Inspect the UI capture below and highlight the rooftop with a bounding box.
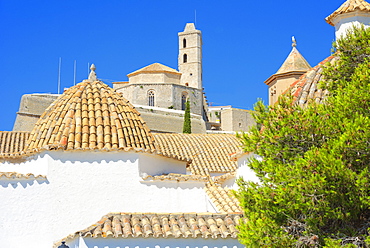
[153,133,241,176]
[288,56,336,107]
[276,38,311,75]
[127,63,181,77]
[326,0,370,26]
[26,78,155,151]
[57,212,242,245]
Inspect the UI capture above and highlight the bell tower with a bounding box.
[178,23,202,89]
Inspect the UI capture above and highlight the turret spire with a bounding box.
[88,64,97,82]
[264,37,311,105]
[292,36,297,47]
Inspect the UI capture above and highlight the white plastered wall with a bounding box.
[72,236,244,248]
[333,12,370,40]
[0,151,210,248]
[222,153,260,190]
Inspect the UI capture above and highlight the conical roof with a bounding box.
[276,46,311,74]
[127,63,181,77]
[26,79,155,151]
[326,0,370,26]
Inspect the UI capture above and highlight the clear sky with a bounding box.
[0,0,342,131]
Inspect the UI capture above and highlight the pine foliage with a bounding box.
[235,26,370,247]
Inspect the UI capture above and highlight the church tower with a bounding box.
[178,23,202,89]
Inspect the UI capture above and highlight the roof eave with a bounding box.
[127,70,182,78]
[264,70,309,86]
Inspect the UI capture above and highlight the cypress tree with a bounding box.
[183,100,191,133]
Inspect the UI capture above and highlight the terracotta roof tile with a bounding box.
[213,172,236,185]
[142,173,209,182]
[205,183,241,213]
[288,56,336,107]
[0,131,30,154]
[127,63,181,77]
[58,212,242,244]
[153,133,242,176]
[326,0,370,26]
[26,80,156,151]
[0,131,242,172]
[0,172,46,180]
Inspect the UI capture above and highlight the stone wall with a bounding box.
[13,92,206,133]
[136,105,206,133]
[13,94,59,131]
[115,83,203,115]
[129,72,181,85]
[220,108,256,132]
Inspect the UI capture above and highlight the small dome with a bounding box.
[288,56,336,107]
[26,80,155,151]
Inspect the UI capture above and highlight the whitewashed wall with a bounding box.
[222,153,260,190]
[0,151,210,248]
[70,236,244,248]
[333,13,370,40]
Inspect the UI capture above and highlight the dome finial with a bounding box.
[88,64,97,81]
[292,36,297,47]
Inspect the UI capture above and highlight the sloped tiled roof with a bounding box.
[59,212,242,244]
[0,172,46,180]
[205,183,241,212]
[288,56,336,107]
[153,133,242,176]
[127,63,181,77]
[142,173,209,182]
[0,132,241,176]
[326,0,370,26]
[0,131,29,154]
[26,80,156,151]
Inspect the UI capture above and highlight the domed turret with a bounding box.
[326,0,370,40]
[264,37,311,105]
[26,66,155,151]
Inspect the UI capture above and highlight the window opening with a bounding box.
[183,54,187,63]
[183,38,187,48]
[181,93,188,110]
[148,90,155,107]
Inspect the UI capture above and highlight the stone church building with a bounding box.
[13,23,255,134]
[1,1,370,248]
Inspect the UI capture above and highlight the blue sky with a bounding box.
[0,0,342,131]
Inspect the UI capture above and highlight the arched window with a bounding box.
[148,90,155,107]
[181,93,188,110]
[183,38,187,48]
[183,54,187,63]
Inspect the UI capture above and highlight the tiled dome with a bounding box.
[289,56,336,107]
[26,79,155,151]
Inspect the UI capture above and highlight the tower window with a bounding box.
[183,54,187,63]
[181,93,188,110]
[183,38,187,48]
[148,90,155,107]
